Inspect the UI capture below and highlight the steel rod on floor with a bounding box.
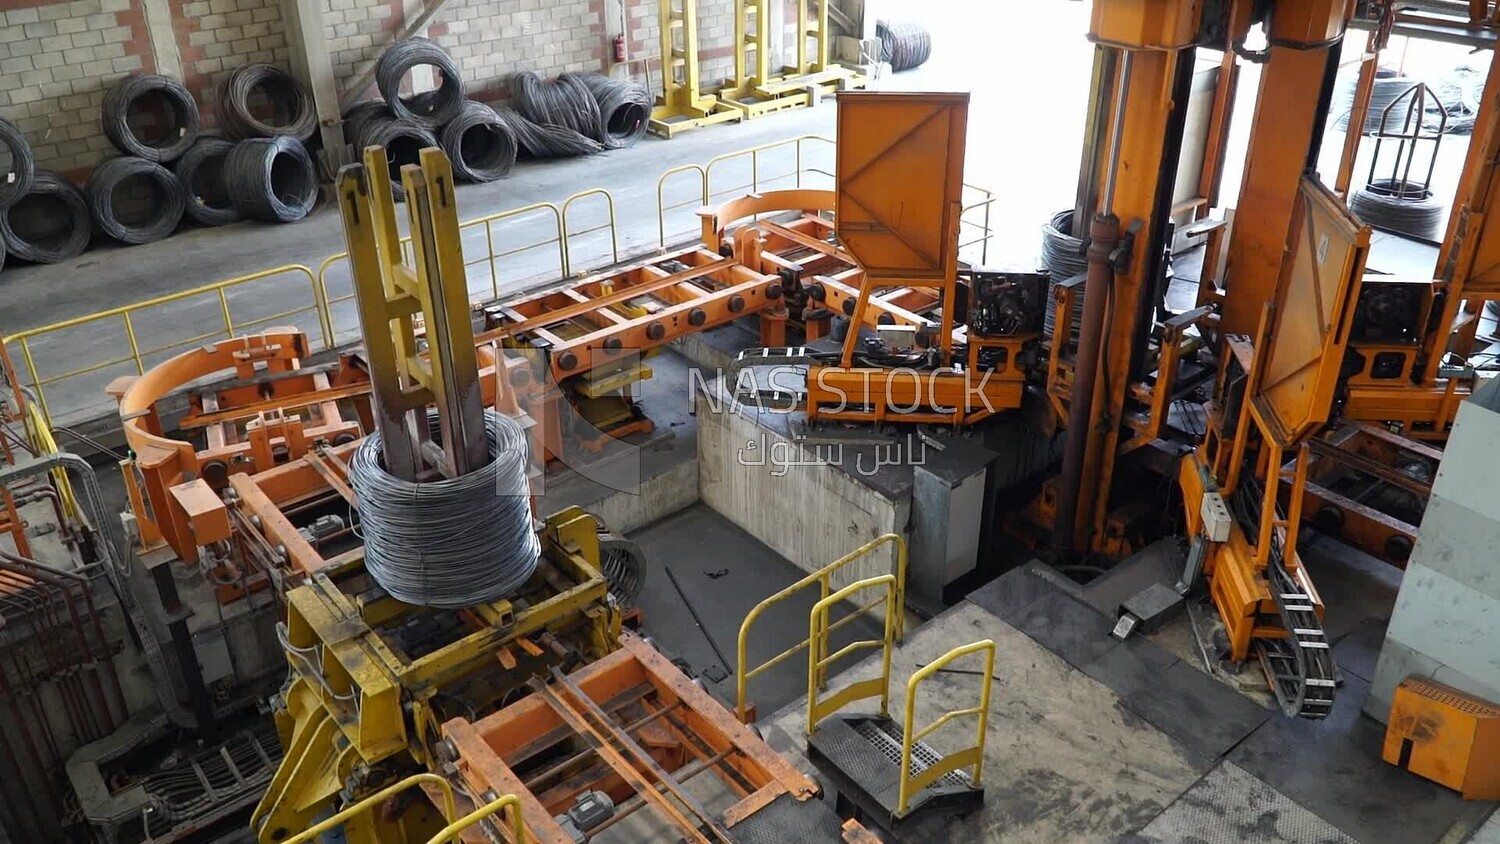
[664,565,733,675]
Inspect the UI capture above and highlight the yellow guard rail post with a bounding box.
[736,533,907,722]
[561,188,620,276]
[423,792,525,844]
[806,574,897,736]
[897,639,996,817]
[284,772,457,844]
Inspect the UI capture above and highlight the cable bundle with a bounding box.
[174,137,239,226]
[86,157,184,245]
[876,20,932,71]
[217,64,317,141]
[0,170,90,262]
[1040,210,1087,343]
[101,74,200,162]
[224,136,317,223]
[574,73,651,149]
[350,112,438,201]
[440,100,518,182]
[1351,178,1444,241]
[491,108,602,158]
[350,410,540,609]
[376,37,466,129]
[0,116,36,209]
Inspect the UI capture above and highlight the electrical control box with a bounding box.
[1200,491,1232,542]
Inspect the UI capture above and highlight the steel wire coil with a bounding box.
[351,113,438,201]
[217,64,317,141]
[224,136,317,223]
[342,99,391,154]
[1040,210,1087,343]
[0,116,36,209]
[597,531,646,603]
[574,73,651,149]
[1351,178,1444,241]
[492,107,602,158]
[512,70,601,139]
[101,74,200,162]
[376,37,466,129]
[86,157,184,245]
[350,410,540,608]
[440,100,518,182]
[876,20,932,71]
[0,170,90,263]
[173,136,239,226]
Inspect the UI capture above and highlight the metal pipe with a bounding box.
[0,551,125,731]
[1072,45,1119,236]
[1053,213,1122,552]
[0,568,94,742]
[1100,51,1135,217]
[0,451,193,728]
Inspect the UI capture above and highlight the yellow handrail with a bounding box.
[423,792,525,844]
[285,773,458,844]
[657,163,709,246]
[561,188,620,274]
[7,263,322,424]
[806,574,897,736]
[736,533,906,722]
[897,639,996,817]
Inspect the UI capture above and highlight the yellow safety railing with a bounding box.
[897,639,996,817]
[285,773,458,844]
[736,533,907,722]
[657,134,837,247]
[561,188,620,275]
[317,200,571,344]
[807,575,897,736]
[7,263,323,425]
[424,793,525,844]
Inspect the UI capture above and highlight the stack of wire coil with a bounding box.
[1350,178,1444,241]
[350,410,540,608]
[1039,210,1088,344]
[876,20,932,72]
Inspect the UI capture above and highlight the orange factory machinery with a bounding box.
[101,145,888,844]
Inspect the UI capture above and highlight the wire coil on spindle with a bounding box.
[1039,210,1088,344]
[350,410,540,609]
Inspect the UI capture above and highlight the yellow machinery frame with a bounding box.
[651,0,743,136]
[720,0,865,118]
[252,508,621,842]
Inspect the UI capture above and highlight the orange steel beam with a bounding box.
[1075,37,1192,551]
[1220,0,1352,335]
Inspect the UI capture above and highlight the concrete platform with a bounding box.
[749,564,1499,843]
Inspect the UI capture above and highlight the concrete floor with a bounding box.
[754,554,1500,844]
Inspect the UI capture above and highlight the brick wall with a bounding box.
[0,0,152,175]
[173,0,290,126]
[621,0,737,93]
[324,0,399,101]
[430,0,606,102]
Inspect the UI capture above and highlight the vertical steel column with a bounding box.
[1220,0,1352,335]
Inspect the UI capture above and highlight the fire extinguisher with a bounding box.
[613,33,627,63]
